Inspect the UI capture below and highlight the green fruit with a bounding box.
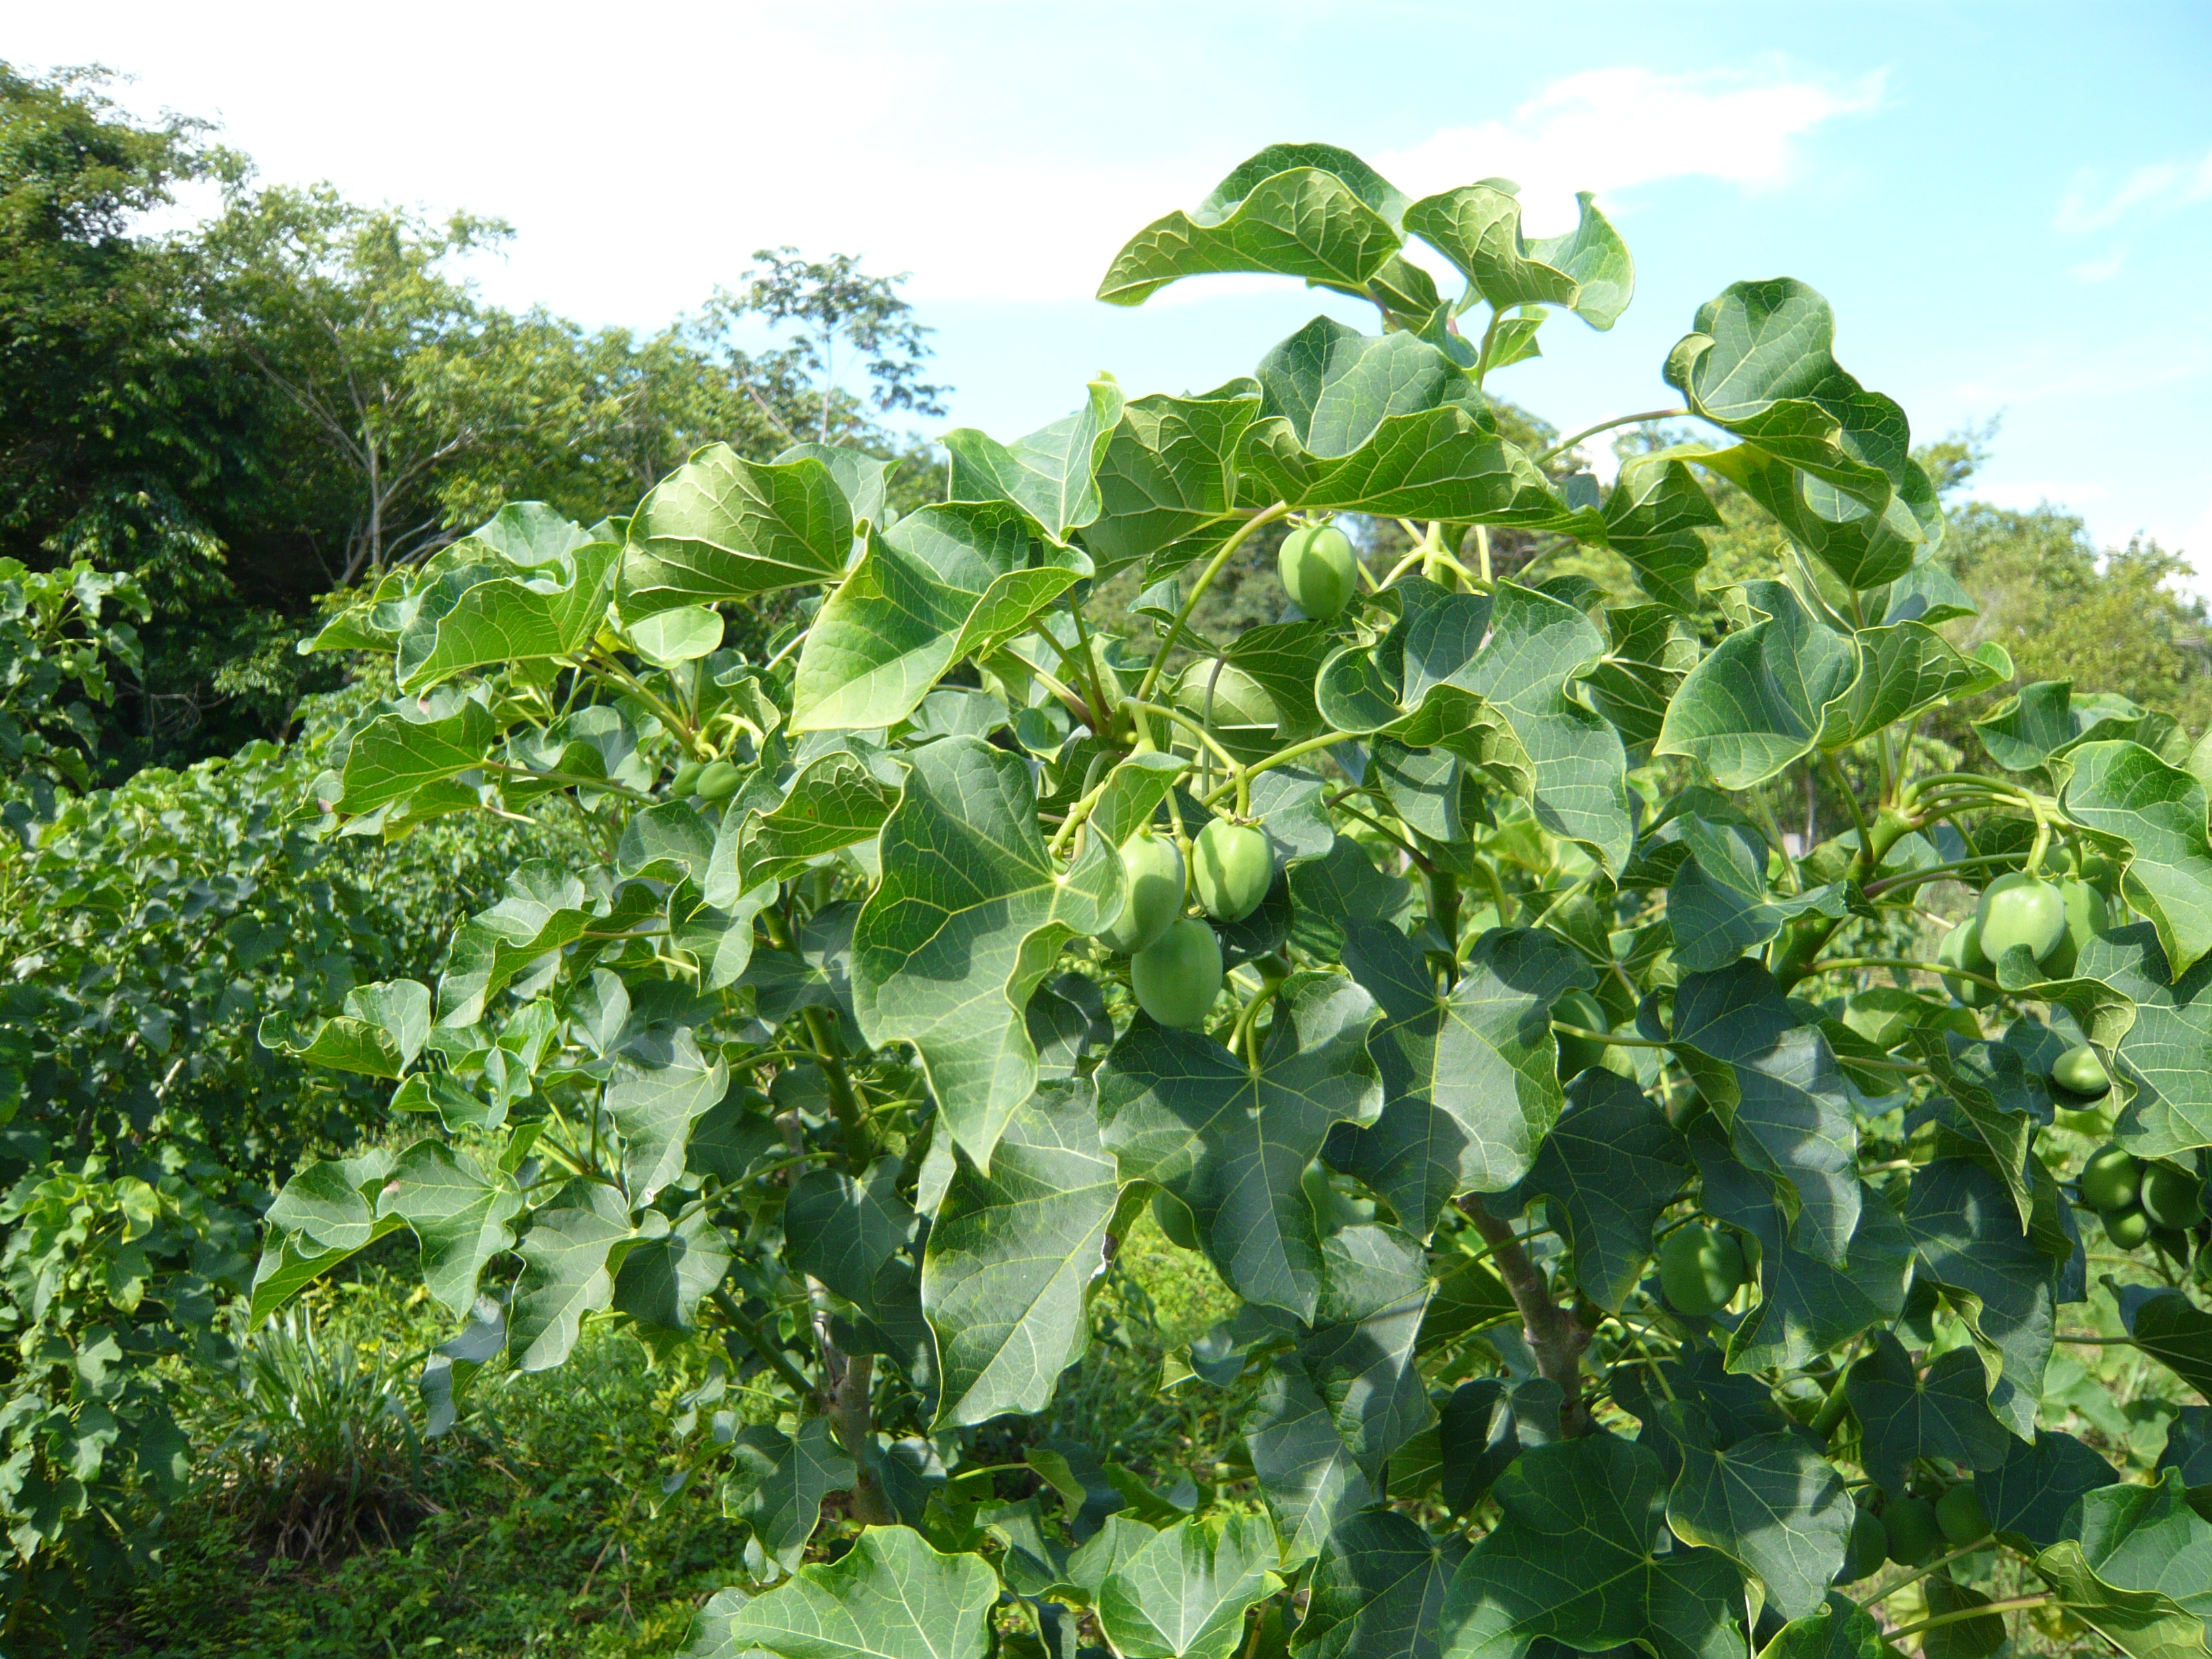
[2053,1045,2111,1099]
[1131,918,1223,1029]
[1937,918,1997,1008]
[1883,1497,1943,1568]
[670,760,703,797]
[1100,830,1185,954]
[1836,1507,1888,1583]
[1151,1188,1202,1251]
[1552,989,1610,1080]
[695,760,742,802]
[2040,878,2110,977]
[1978,874,2066,964]
[1170,661,1279,764]
[1278,523,1359,621]
[2080,1144,2139,1212]
[1191,819,1273,923]
[1658,1223,1745,1317]
[2139,1162,2205,1230]
[2104,1204,2151,1250]
[1936,1482,1989,1546]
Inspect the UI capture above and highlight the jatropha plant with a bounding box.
[264,145,2212,1658]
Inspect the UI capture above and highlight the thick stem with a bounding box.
[825,1342,895,1525]
[801,1006,875,1164]
[1457,1194,1597,1435]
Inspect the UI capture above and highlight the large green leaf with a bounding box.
[605,1031,730,1204]
[2119,1287,2212,1399]
[921,1078,1120,1427]
[249,1150,407,1320]
[1660,1401,1850,1621]
[1656,583,1856,790]
[1823,621,2004,747]
[380,1141,523,1317]
[1977,681,2173,773]
[613,1208,733,1331]
[2034,1473,2212,1659]
[328,698,502,817]
[1296,1511,1468,1659]
[1404,186,1632,328]
[1099,161,1404,306]
[1099,972,1382,1319]
[2062,739,2212,980]
[436,862,593,1025]
[260,977,431,1080]
[1844,1332,2012,1497]
[706,1525,996,1659]
[740,752,899,885]
[510,1179,636,1372]
[1084,381,1262,579]
[1440,1435,1742,1659]
[793,504,1083,733]
[1094,1513,1282,1659]
[720,1418,855,1570]
[619,445,854,620]
[944,376,1126,543]
[1250,319,1481,458]
[1330,921,1591,1229]
[853,737,1123,1168]
[397,536,619,693]
[1496,1068,1690,1310]
[2075,924,2212,1158]
[1904,1158,2058,1440]
[1906,1032,2044,1227]
[1976,1430,2116,1551]
[1601,458,1719,613]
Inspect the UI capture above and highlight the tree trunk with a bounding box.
[1458,1193,1599,1435]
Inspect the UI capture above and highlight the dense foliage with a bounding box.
[227,142,2212,1659]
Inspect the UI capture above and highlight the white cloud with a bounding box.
[2055,146,2212,233]
[2066,247,2128,283]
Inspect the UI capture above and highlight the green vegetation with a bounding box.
[4,72,2212,1659]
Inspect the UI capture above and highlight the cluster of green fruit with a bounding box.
[1838,1483,1990,1582]
[670,757,743,802]
[1101,818,1276,1028]
[2078,1142,2208,1250]
[1936,862,2110,1005]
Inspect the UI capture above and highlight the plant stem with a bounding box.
[1807,956,2001,992]
[1457,1193,1596,1436]
[1532,409,1689,467]
[1853,1538,2000,1610]
[800,1006,874,1164]
[1862,854,2027,899]
[1551,1021,1671,1050]
[1134,503,1290,708]
[1124,699,1245,808]
[712,1288,817,1401]
[1883,1597,2050,1641]
[1201,730,1355,808]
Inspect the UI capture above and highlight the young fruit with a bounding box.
[2104,1204,2151,1250]
[1551,989,1610,1080]
[1191,819,1274,922]
[1936,919,1998,1008]
[2079,1144,2139,1212]
[695,760,743,802]
[1131,918,1223,1029]
[1277,523,1359,621]
[1883,1497,1944,1568]
[670,759,704,797]
[1977,874,2066,964]
[1100,830,1186,955]
[1936,1482,1989,1547]
[1835,1507,1889,1583]
[2138,1162,2205,1230]
[1658,1223,1745,1317]
[1170,661,1279,763]
[2039,878,2110,977]
[2052,1044,2110,1099]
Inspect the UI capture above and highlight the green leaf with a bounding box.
[1904,1158,2057,1440]
[1660,1401,1851,1622]
[619,445,855,621]
[1843,1332,2013,1497]
[853,737,1123,1168]
[740,752,899,886]
[605,1031,731,1203]
[777,442,896,528]
[1905,1032,2045,1227]
[1330,922,1591,1231]
[1759,1593,1894,1659]
[1977,681,2170,773]
[260,978,431,1079]
[1823,622,2005,749]
[2074,924,2212,1158]
[397,537,619,692]
[1099,972,1382,1318]
[1404,185,1633,328]
[510,1179,636,1372]
[794,504,1084,733]
[922,1078,1120,1427]
[714,1525,997,1659]
[1296,1511,1468,1659]
[436,862,593,1026]
[2118,1287,2212,1399]
[945,376,1126,543]
[2034,1473,2212,1659]
[1496,1068,1690,1310]
[1656,583,1857,790]
[380,1141,524,1317]
[1099,162,1404,306]
[619,800,719,885]
[1251,319,1482,458]
[613,1208,733,1331]
[1084,381,1262,579]
[786,1160,916,1313]
[1976,1430,2116,1551]
[1097,1513,1282,1659]
[1601,457,1719,613]
[1290,839,1416,960]
[250,1149,407,1320]
[2062,739,2212,980]
[1439,1435,1742,1659]
[329,697,501,817]
[721,1418,855,1570]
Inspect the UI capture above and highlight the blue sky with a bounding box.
[19,1,2212,577]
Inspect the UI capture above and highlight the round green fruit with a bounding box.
[1836,1507,1889,1583]
[1191,819,1273,923]
[1170,661,1279,763]
[1151,1188,1202,1251]
[2139,1162,2205,1230]
[695,760,742,802]
[2104,1204,2152,1250]
[1658,1223,1746,1317]
[1978,874,2067,964]
[670,760,703,797]
[1131,918,1223,1030]
[1101,830,1185,955]
[2053,1045,2110,1099]
[1937,918,1998,1008]
[2040,878,2110,977]
[1883,1497,1944,1568]
[2080,1144,2139,1212]
[1936,1482,1989,1547]
[1552,989,1610,1080]
[1278,523,1359,621]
